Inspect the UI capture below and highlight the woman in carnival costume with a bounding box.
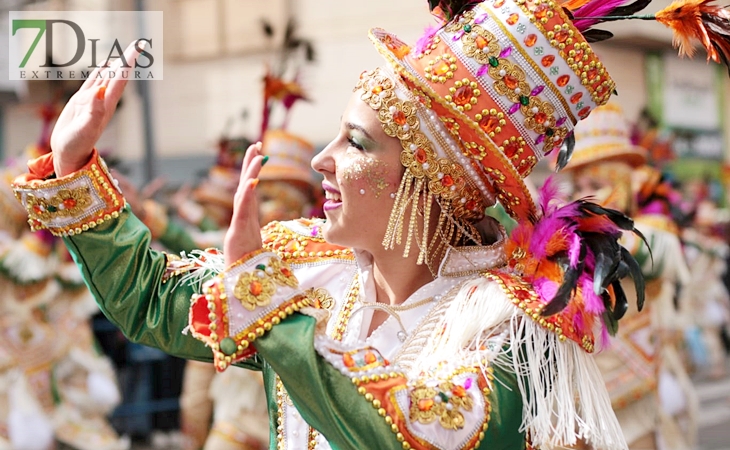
[12,0,730,448]
[0,106,127,450]
[562,103,697,450]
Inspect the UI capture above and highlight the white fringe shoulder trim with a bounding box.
[414,275,627,450]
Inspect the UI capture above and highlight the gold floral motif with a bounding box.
[424,54,458,84]
[408,381,474,430]
[445,78,481,112]
[24,187,92,222]
[233,272,276,311]
[356,69,483,220]
[267,258,299,288]
[444,10,476,33]
[446,13,570,154]
[461,26,500,66]
[308,287,335,310]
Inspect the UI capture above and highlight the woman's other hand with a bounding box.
[224,142,265,266]
[50,41,145,177]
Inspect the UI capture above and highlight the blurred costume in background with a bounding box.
[631,164,699,450]
[681,200,730,381]
[564,103,696,450]
[14,0,730,449]
[0,106,127,450]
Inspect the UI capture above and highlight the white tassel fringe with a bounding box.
[416,276,628,450]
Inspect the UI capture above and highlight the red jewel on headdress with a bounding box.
[504,75,519,89]
[479,115,499,134]
[570,92,583,104]
[525,34,538,47]
[557,75,571,87]
[554,30,570,43]
[541,55,555,67]
[504,141,520,158]
[454,86,473,106]
[533,4,549,19]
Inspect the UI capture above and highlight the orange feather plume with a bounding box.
[656,0,730,71]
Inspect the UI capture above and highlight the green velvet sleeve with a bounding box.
[63,206,262,371]
[255,314,525,450]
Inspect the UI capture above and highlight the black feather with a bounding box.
[605,0,653,18]
[600,291,619,335]
[611,280,629,320]
[583,29,614,43]
[542,246,587,316]
[579,202,635,231]
[621,246,646,311]
[587,237,622,293]
[555,132,575,171]
[426,0,481,20]
[593,252,611,295]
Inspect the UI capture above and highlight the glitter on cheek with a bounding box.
[341,154,392,198]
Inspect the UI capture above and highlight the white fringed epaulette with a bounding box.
[413,271,627,450]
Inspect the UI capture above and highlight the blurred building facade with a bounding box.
[0,0,729,186]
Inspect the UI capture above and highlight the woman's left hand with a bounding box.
[224,142,265,266]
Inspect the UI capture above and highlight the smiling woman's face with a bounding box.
[311,91,405,252]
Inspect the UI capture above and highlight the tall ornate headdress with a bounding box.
[356,0,730,264]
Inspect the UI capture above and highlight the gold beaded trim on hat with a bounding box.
[356,69,483,221]
[356,68,485,265]
[437,8,569,154]
[515,0,613,106]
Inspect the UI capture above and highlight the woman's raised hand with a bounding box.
[223,142,265,266]
[50,41,144,177]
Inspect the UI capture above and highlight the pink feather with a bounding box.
[581,277,605,314]
[567,233,582,268]
[415,25,440,55]
[534,278,560,303]
[572,0,632,30]
[538,176,564,215]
